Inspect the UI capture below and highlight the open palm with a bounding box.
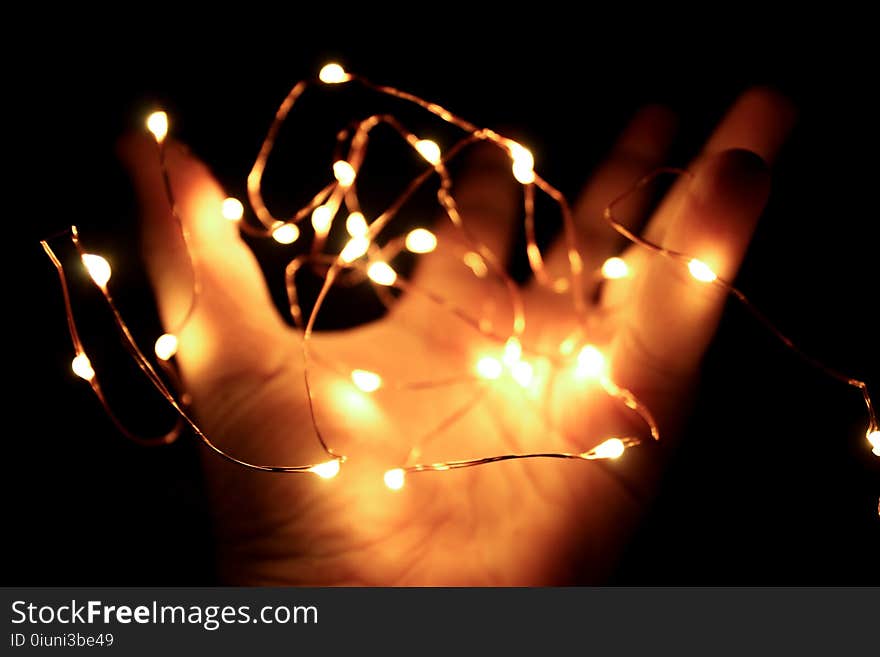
[121,87,793,585]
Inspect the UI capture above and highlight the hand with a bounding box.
[120,87,794,585]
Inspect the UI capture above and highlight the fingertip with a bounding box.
[709,86,798,164]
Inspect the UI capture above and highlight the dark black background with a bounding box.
[10,21,878,584]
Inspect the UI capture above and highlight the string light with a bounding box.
[351,369,382,392]
[601,256,630,279]
[346,211,368,237]
[81,254,111,288]
[71,353,95,381]
[221,197,244,221]
[42,63,878,501]
[146,110,168,143]
[688,258,718,283]
[272,223,300,244]
[154,333,178,361]
[367,261,397,286]
[405,228,438,254]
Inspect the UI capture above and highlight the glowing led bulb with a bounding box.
[593,437,626,459]
[511,360,534,387]
[81,254,111,288]
[340,235,370,263]
[272,223,300,244]
[346,212,368,237]
[351,369,382,392]
[146,110,168,143]
[154,333,178,361]
[221,197,244,221]
[509,142,535,185]
[601,256,630,279]
[333,160,357,187]
[367,261,397,286]
[503,337,522,366]
[476,356,503,380]
[310,459,341,479]
[319,63,349,84]
[463,251,488,278]
[384,468,406,491]
[576,345,606,378]
[688,258,717,283]
[414,139,441,165]
[71,353,95,381]
[311,205,333,235]
[868,430,880,456]
[405,228,438,254]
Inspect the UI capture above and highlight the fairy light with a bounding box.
[576,345,606,379]
[340,235,370,263]
[688,258,717,283]
[868,430,880,456]
[309,459,341,479]
[414,139,442,165]
[601,256,630,279]
[405,228,438,254]
[272,223,300,244]
[146,111,168,143]
[332,160,357,187]
[345,211,368,237]
[42,64,878,502]
[81,254,111,289]
[221,197,244,221]
[476,356,503,380]
[592,437,626,459]
[154,333,178,361]
[311,205,333,235]
[71,353,95,381]
[367,261,397,286]
[384,468,406,491]
[318,63,349,84]
[351,369,382,392]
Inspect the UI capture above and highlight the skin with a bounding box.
[120,87,795,585]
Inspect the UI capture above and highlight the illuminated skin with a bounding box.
[120,88,794,584]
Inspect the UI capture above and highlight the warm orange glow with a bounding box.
[318,63,349,84]
[154,333,178,361]
[71,353,95,381]
[463,251,488,278]
[311,205,333,235]
[351,369,382,392]
[576,345,606,378]
[221,197,244,221]
[81,254,111,288]
[509,142,535,184]
[272,223,300,244]
[414,139,441,165]
[688,258,717,283]
[340,235,370,263]
[475,356,503,380]
[309,459,341,479]
[333,160,357,187]
[367,261,397,286]
[384,468,405,490]
[601,256,629,279]
[405,228,438,254]
[146,111,168,143]
[593,437,625,459]
[345,211,368,237]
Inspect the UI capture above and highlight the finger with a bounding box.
[539,105,677,287]
[642,87,796,244]
[611,149,771,430]
[396,143,521,325]
[118,134,292,394]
